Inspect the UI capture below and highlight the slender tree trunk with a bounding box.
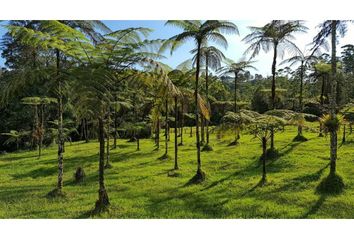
[137,137,140,151]
[270,43,278,151]
[105,111,111,168]
[234,72,238,113]
[342,124,346,144]
[56,49,64,193]
[299,61,304,111]
[262,137,267,185]
[205,58,210,145]
[39,104,44,158]
[113,103,117,149]
[156,115,160,149]
[270,128,275,150]
[165,99,168,156]
[201,116,205,144]
[271,43,278,109]
[320,75,325,105]
[298,61,304,136]
[174,96,178,170]
[84,118,89,143]
[195,42,203,177]
[234,71,239,142]
[34,105,40,157]
[319,121,324,137]
[80,119,84,140]
[190,126,193,137]
[168,125,170,141]
[349,123,352,134]
[180,102,184,145]
[329,20,338,175]
[96,117,109,209]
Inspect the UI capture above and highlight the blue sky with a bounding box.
[1,20,354,76]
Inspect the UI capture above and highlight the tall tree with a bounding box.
[192,46,225,148]
[161,20,238,181]
[281,49,318,139]
[243,20,307,150]
[5,21,102,195]
[312,20,350,175]
[218,59,257,144]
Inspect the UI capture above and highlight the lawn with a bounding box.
[0,125,353,218]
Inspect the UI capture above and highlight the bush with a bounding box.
[304,113,319,122]
[303,101,327,117]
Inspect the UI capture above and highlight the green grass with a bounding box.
[0,125,354,218]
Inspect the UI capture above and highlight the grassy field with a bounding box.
[0,125,353,219]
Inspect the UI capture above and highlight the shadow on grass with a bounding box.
[240,179,264,197]
[316,172,345,195]
[11,166,57,180]
[339,139,354,145]
[183,170,206,187]
[293,163,330,182]
[201,161,259,191]
[147,189,229,218]
[269,163,330,193]
[157,153,171,160]
[0,154,39,162]
[0,185,47,203]
[268,141,302,162]
[302,172,345,218]
[302,195,326,218]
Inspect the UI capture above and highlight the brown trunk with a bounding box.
[156,115,160,149]
[298,125,303,136]
[271,42,278,109]
[320,75,325,105]
[270,128,274,150]
[96,117,109,209]
[56,49,64,193]
[201,116,205,143]
[329,20,338,175]
[165,99,168,156]
[299,61,304,112]
[105,112,110,167]
[205,57,210,145]
[298,61,304,137]
[39,104,44,158]
[34,104,39,157]
[80,119,84,140]
[349,124,352,134]
[342,124,346,144]
[270,42,278,151]
[234,71,240,142]
[174,96,178,170]
[262,137,267,184]
[113,104,117,149]
[195,41,202,174]
[180,102,184,145]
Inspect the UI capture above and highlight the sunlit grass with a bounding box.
[0,125,353,218]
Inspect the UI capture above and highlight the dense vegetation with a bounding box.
[0,20,353,217]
